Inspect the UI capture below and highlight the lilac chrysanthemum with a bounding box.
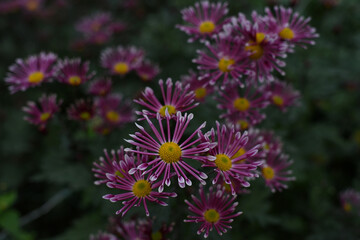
[177,1,229,42]
[67,99,95,121]
[181,70,214,101]
[339,189,360,215]
[5,52,57,94]
[125,111,210,192]
[103,152,177,216]
[263,79,300,111]
[88,78,112,97]
[22,94,62,130]
[135,61,160,82]
[55,58,95,86]
[134,78,199,119]
[184,184,242,238]
[200,122,262,195]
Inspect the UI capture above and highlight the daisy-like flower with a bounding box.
[134,78,199,119]
[20,0,43,13]
[181,70,214,101]
[177,1,229,42]
[339,189,360,215]
[88,78,112,97]
[103,152,177,216]
[194,35,250,86]
[67,99,95,121]
[261,150,295,192]
[22,94,62,130]
[263,79,300,111]
[258,130,283,156]
[125,111,210,192]
[135,61,160,82]
[217,82,270,126]
[100,46,144,76]
[55,58,94,86]
[76,12,113,44]
[5,52,57,94]
[184,184,242,238]
[264,6,319,50]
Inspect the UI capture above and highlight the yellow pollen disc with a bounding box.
[263,143,270,151]
[245,43,264,60]
[279,27,295,40]
[79,112,91,120]
[113,62,129,75]
[218,57,235,72]
[343,202,352,212]
[28,71,44,84]
[199,21,216,34]
[256,32,266,44]
[40,112,51,122]
[159,105,176,117]
[195,87,207,99]
[223,182,231,192]
[272,95,284,106]
[132,179,151,198]
[237,120,249,130]
[233,97,250,112]
[106,111,120,123]
[159,142,182,164]
[262,166,275,180]
[151,231,163,240]
[215,154,232,171]
[68,76,82,86]
[102,128,110,135]
[91,22,101,32]
[140,74,149,81]
[231,148,246,160]
[204,209,220,223]
[115,170,125,178]
[26,0,39,11]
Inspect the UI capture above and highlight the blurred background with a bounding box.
[0,0,360,239]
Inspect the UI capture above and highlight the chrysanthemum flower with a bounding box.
[264,6,319,50]
[5,52,57,94]
[339,189,360,215]
[54,58,94,86]
[177,1,229,42]
[200,122,262,195]
[109,220,146,240]
[134,78,199,119]
[88,78,112,97]
[67,99,95,121]
[184,184,242,238]
[258,130,283,156]
[135,61,160,82]
[261,151,295,192]
[125,111,210,192]
[20,0,43,12]
[100,46,144,76]
[22,94,62,130]
[103,152,177,216]
[263,79,300,111]
[181,70,214,101]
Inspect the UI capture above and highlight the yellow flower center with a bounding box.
[68,76,82,86]
[237,120,249,130]
[113,62,129,75]
[279,27,295,40]
[343,202,352,212]
[26,0,39,11]
[263,143,270,151]
[223,182,231,192]
[79,112,91,120]
[151,231,163,240]
[132,179,151,198]
[40,112,51,122]
[272,95,284,106]
[159,105,176,117]
[28,71,44,84]
[204,209,220,223]
[231,148,246,160]
[140,74,149,81]
[102,128,110,135]
[195,87,207,100]
[233,97,250,112]
[199,21,216,34]
[262,166,275,180]
[159,142,182,164]
[244,32,266,60]
[218,57,235,72]
[115,170,125,178]
[215,154,232,171]
[106,111,120,123]
[91,22,101,32]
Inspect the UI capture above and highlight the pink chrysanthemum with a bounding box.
[339,189,360,215]
[54,58,94,86]
[261,150,295,192]
[22,94,62,130]
[263,79,300,111]
[134,78,199,119]
[184,184,242,238]
[125,112,210,192]
[5,52,57,94]
[177,1,229,42]
[67,99,95,121]
[264,6,319,51]
[103,152,177,216]
[88,78,112,97]
[135,61,160,82]
[100,46,144,76]
[258,130,283,156]
[200,122,262,195]
[76,12,112,42]
[181,70,214,101]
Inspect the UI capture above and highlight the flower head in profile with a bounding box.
[22,94,62,130]
[135,61,160,82]
[88,78,112,97]
[184,184,242,238]
[263,79,300,111]
[181,70,214,101]
[5,52,57,94]
[55,58,94,86]
[67,99,95,121]
[339,189,360,215]
[103,151,177,216]
[100,46,144,76]
[177,1,229,42]
[125,112,210,192]
[134,78,199,119]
